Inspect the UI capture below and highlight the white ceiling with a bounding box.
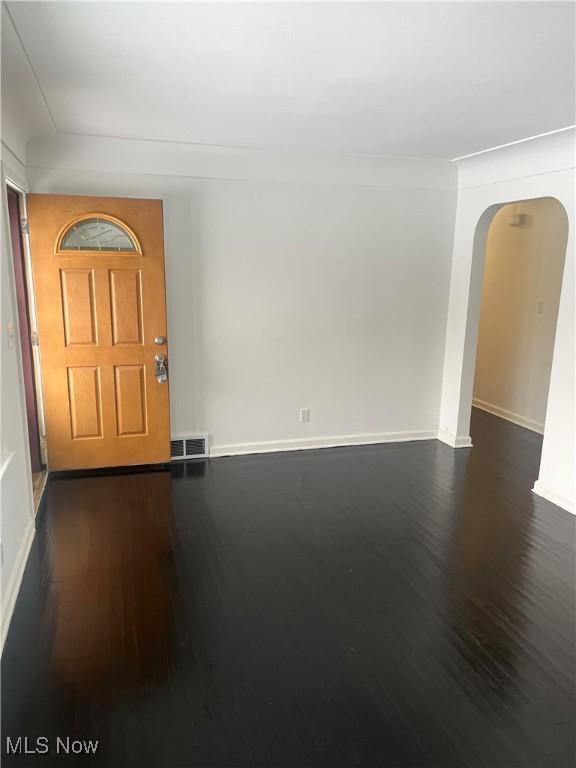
[5,1,575,159]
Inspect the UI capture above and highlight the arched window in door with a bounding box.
[58,215,140,253]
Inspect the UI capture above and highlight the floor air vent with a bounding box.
[185,437,206,456]
[171,435,209,460]
[170,439,185,459]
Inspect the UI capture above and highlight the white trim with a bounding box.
[1,517,35,651]
[437,430,473,449]
[451,126,576,162]
[210,429,438,458]
[26,134,455,191]
[532,480,575,515]
[472,399,544,435]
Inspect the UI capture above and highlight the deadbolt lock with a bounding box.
[155,354,168,384]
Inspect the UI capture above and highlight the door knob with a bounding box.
[155,354,168,383]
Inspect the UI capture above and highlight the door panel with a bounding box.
[114,365,147,436]
[60,269,97,346]
[67,366,102,439]
[109,269,143,345]
[28,195,170,470]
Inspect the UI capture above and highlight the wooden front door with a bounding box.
[28,195,170,470]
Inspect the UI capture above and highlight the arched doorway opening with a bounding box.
[467,197,569,490]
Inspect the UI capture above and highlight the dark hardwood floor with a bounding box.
[2,408,575,767]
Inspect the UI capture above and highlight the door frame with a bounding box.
[5,179,47,467]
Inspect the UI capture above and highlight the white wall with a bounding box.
[26,135,457,454]
[473,198,568,433]
[439,129,575,513]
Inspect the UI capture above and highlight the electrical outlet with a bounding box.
[299,408,311,423]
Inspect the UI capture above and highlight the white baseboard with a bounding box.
[437,429,473,449]
[1,517,35,651]
[210,429,438,457]
[532,480,575,514]
[472,398,544,434]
